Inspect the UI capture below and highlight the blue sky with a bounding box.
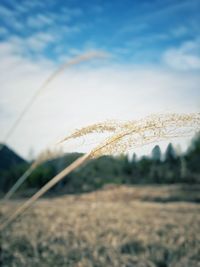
[0,0,200,157]
[0,0,199,66]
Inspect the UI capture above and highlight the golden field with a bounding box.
[0,185,200,267]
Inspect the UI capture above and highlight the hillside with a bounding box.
[0,144,27,172]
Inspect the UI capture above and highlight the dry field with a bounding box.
[0,185,200,267]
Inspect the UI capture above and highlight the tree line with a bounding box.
[0,133,200,196]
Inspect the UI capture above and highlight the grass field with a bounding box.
[0,185,200,267]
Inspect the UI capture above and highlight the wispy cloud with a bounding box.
[0,4,25,31]
[163,39,200,71]
[27,32,56,52]
[16,0,46,10]
[170,26,189,38]
[0,5,13,17]
[27,13,56,29]
[141,0,200,22]
[0,26,8,36]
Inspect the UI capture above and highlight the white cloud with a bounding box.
[27,13,55,28]
[0,42,199,158]
[163,39,200,71]
[0,26,8,35]
[170,26,188,38]
[6,0,46,14]
[19,0,45,10]
[0,2,55,32]
[26,32,56,51]
[0,5,13,17]
[0,5,24,31]
[1,31,57,56]
[0,39,22,59]
[127,33,169,50]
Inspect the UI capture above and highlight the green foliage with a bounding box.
[0,144,26,172]
[186,132,200,172]
[0,163,28,193]
[1,134,200,196]
[165,143,177,163]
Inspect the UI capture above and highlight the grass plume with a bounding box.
[58,120,122,144]
[59,113,200,157]
[89,113,200,157]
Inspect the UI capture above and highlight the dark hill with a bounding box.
[0,144,27,172]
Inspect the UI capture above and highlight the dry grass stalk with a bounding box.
[4,148,63,200]
[0,153,91,231]
[58,120,121,144]
[0,51,107,149]
[2,192,200,266]
[2,51,107,197]
[1,112,200,230]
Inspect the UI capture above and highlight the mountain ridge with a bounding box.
[0,143,27,172]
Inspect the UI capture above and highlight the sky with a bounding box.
[0,0,200,159]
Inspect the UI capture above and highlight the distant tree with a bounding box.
[187,132,200,153]
[180,156,188,181]
[132,153,137,162]
[149,145,162,183]
[165,143,177,163]
[151,145,162,162]
[130,153,139,183]
[137,156,152,183]
[117,154,132,184]
[149,164,163,183]
[131,153,137,169]
[186,132,200,173]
